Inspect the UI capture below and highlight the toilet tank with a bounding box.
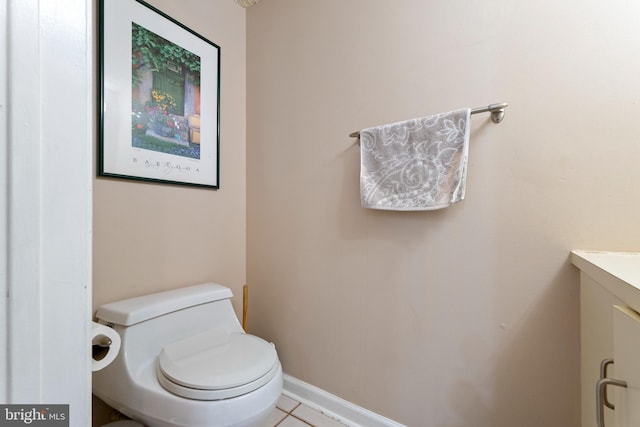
[96,283,234,327]
[95,283,244,370]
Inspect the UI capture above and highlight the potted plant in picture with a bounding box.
[131,98,148,136]
[146,90,177,137]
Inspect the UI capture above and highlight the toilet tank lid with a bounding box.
[95,283,233,326]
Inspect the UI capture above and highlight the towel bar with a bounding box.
[349,102,509,138]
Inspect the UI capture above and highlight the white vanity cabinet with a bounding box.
[572,251,640,427]
[612,306,640,427]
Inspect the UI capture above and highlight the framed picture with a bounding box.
[99,0,220,188]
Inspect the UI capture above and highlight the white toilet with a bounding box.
[93,283,283,427]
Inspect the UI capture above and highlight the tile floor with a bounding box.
[266,394,350,427]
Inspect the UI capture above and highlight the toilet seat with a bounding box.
[157,330,279,401]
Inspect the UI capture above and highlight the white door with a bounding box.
[612,305,640,427]
[0,0,92,425]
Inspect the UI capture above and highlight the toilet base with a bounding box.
[95,361,283,427]
[101,422,144,427]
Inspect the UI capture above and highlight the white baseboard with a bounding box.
[282,374,406,427]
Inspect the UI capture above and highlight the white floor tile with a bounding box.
[291,405,346,427]
[276,416,311,427]
[277,394,300,413]
[265,408,288,426]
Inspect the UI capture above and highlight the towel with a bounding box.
[360,108,471,211]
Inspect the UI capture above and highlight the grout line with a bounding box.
[274,412,313,427]
[276,395,353,427]
[273,410,290,427]
[274,401,304,427]
[290,413,314,426]
[277,400,301,415]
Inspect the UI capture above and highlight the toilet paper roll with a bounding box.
[91,321,121,372]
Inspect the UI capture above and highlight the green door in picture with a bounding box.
[153,61,185,116]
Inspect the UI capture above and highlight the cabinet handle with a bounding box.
[600,358,615,410]
[597,377,627,427]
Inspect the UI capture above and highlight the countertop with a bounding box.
[571,250,640,313]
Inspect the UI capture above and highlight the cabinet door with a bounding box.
[613,305,640,427]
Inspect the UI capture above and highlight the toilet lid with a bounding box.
[158,330,278,391]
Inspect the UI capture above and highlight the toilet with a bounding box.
[93,283,283,427]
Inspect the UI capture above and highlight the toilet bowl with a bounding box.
[93,283,283,427]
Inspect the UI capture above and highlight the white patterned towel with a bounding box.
[360,108,471,210]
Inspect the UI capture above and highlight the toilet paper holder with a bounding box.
[91,321,121,371]
[92,334,113,361]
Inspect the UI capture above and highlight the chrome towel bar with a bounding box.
[349,102,509,138]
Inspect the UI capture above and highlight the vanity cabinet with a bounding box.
[612,306,640,427]
[572,251,640,427]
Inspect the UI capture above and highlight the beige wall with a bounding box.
[93,0,246,317]
[247,1,640,426]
